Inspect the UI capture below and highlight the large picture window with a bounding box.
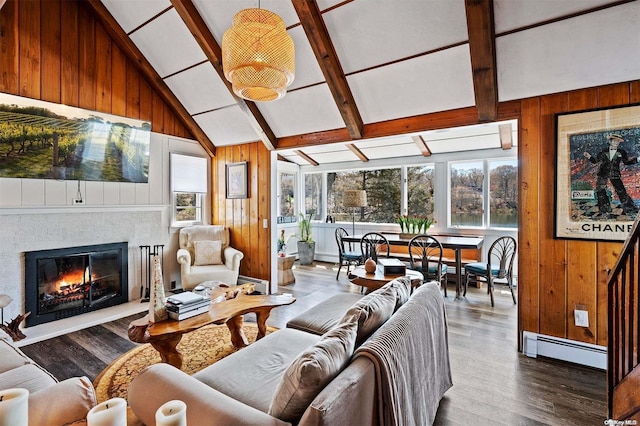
[489,159,518,228]
[407,165,435,217]
[278,172,295,218]
[304,173,323,220]
[450,161,484,227]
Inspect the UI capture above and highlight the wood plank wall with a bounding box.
[0,0,191,138]
[211,143,272,281]
[519,80,640,347]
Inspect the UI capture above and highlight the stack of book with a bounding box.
[166,291,211,320]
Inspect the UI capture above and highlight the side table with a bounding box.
[278,255,296,285]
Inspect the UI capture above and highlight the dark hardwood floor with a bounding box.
[21,262,607,425]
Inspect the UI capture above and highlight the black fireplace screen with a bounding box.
[24,242,128,327]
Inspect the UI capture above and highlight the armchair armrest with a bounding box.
[224,246,244,272]
[128,364,289,426]
[29,377,97,426]
[177,248,192,272]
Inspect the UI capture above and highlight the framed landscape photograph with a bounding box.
[226,161,248,199]
[0,93,151,183]
[555,104,640,241]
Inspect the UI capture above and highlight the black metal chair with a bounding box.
[407,235,448,297]
[360,232,390,263]
[464,236,517,306]
[335,227,363,279]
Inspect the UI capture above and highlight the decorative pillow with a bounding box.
[268,316,358,422]
[194,240,223,266]
[342,281,398,346]
[29,376,97,425]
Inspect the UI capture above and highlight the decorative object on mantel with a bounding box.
[397,214,435,239]
[139,245,165,303]
[222,6,295,102]
[149,255,168,324]
[344,190,368,235]
[0,311,30,342]
[0,294,12,324]
[364,258,377,273]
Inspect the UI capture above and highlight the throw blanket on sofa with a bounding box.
[354,282,452,425]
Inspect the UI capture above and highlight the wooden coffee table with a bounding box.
[128,291,296,369]
[348,265,423,292]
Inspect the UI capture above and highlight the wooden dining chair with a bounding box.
[335,227,363,279]
[407,235,448,296]
[360,232,390,263]
[464,235,517,306]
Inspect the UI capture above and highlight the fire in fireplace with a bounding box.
[24,242,128,327]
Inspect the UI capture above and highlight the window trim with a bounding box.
[172,191,204,226]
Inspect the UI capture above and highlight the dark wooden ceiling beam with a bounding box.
[277,101,521,149]
[412,136,432,157]
[294,150,319,166]
[170,0,277,151]
[292,0,364,140]
[465,0,498,122]
[346,143,369,162]
[84,0,216,157]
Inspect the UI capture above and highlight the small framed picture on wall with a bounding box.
[226,161,249,199]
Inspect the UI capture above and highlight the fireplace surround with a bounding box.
[24,242,129,327]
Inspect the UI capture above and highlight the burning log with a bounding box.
[0,312,30,341]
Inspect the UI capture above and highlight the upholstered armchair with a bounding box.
[176,225,244,290]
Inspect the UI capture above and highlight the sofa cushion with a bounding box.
[194,240,223,266]
[29,376,96,426]
[0,363,57,393]
[194,328,320,413]
[268,315,358,422]
[286,293,363,335]
[0,338,33,374]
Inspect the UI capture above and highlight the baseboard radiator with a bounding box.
[522,331,607,370]
[237,275,269,295]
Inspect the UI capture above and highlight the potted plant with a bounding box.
[296,213,316,265]
[397,215,435,239]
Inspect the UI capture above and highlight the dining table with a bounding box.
[343,233,484,299]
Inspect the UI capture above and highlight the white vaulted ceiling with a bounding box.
[95,0,639,165]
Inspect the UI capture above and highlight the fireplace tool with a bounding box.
[139,245,164,302]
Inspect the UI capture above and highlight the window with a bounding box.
[407,165,435,217]
[170,153,207,225]
[489,159,518,228]
[304,173,322,220]
[174,192,203,223]
[279,172,295,218]
[326,169,401,223]
[450,161,484,227]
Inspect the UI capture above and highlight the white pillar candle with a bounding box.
[0,388,29,426]
[155,400,187,426]
[86,397,127,426]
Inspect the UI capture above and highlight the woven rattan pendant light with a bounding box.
[222,7,295,102]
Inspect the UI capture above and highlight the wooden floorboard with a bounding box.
[20,261,607,425]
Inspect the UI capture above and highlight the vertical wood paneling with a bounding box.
[151,92,164,134]
[60,0,79,107]
[40,0,61,103]
[566,88,598,343]
[0,0,19,93]
[538,93,568,338]
[258,143,271,281]
[77,5,95,110]
[518,98,541,336]
[111,46,126,116]
[125,61,139,118]
[139,78,152,123]
[249,143,260,281]
[95,23,111,112]
[18,0,40,98]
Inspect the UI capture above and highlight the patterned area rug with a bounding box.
[93,322,277,403]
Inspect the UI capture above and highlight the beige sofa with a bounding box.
[0,329,96,425]
[177,225,244,290]
[128,278,452,425]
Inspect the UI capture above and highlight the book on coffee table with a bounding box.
[167,303,210,320]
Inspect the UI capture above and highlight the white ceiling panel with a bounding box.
[497,2,640,102]
[193,0,300,45]
[101,0,171,33]
[164,63,235,114]
[130,9,207,78]
[324,0,468,74]
[427,133,500,154]
[258,84,345,137]
[363,141,419,161]
[193,107,258,146]
[349,44,475,124]
[288,26,326,90]
[494,0,619,34]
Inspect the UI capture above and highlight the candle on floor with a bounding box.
[155,400,187,426]
[86,397,127,426]
[0,388,28,426]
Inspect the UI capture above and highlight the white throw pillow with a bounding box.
[194,240,223,266]
[268,316,358,422]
